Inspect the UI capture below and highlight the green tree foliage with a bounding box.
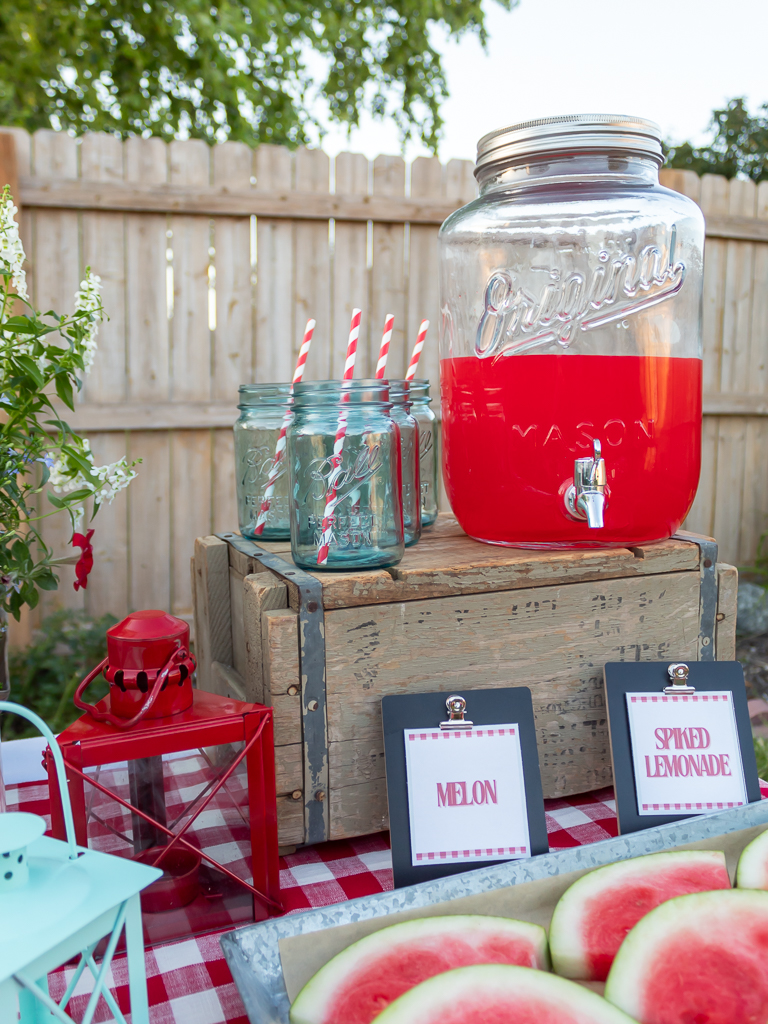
[0,0,516,152]
[665,98,768,183]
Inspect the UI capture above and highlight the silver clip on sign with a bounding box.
[440,695,474,730]
[664,663,696,696]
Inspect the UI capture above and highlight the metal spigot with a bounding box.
[565,438,607,529]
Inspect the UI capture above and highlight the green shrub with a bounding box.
[2,609,116,739]
[755,736,768,782]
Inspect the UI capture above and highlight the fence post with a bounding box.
[0,131,19,215]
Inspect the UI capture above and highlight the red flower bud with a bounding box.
[71,528,94,591]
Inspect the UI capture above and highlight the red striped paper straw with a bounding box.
[405,319,429,380]
[253,319,315,535]
[375,313,394,379]
[316,309,361,565]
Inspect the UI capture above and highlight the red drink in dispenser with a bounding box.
[442,354,702,546]
[438,114,705,548]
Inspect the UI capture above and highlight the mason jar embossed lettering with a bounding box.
[439,114,705,547]
[234,384,292,540]
[389,381,421,546]
[408,379,439,527]
[287,381,405,570]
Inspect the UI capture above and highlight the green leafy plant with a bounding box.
[665,98,768,184]
[0,0,517,152]
[0,186,138,621]
[1,609,116,739]
[755,736,768,782]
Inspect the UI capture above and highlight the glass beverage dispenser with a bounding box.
[439,114,704,547]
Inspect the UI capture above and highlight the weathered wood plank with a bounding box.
[0,131,20,211]
[87,433,130,620]
[128,431,172,611]
[715,563,738,661]
[212,428,239,535]
[212,141,255,398]
[242,575,289,703]
[272,693,302,747]
[87,389,768,437]
[291,534,700,609]
[277,796,305,846]
[192,536,233,693]
[124,137,169,402]
[275,743,302,793]
[18,175,463,226]
[172,430,212,620]
[293,148,331,377]
[324,570,701,801]
[369,156,407,376]
[210,660,246,701]
[261,608,299,695]
[254,146,295,383]
[407,157,443,385]
[740,180,768,563]
[32,130,84,616]
[23,173,766,242]
[330,779,389,841]
[229,566,247,680]
[332,153,369,378]
[224,519,703,611]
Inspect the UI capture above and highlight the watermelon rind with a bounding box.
[372,964,638,1023]
[605,889,768,1023]
[736,826,768,889]
[289,915,549,1024]
[549,850,730,980]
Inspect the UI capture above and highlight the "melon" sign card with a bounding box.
[626,692,748,815]
[403,724,531,866]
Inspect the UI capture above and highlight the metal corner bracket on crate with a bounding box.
[217,533,329,844]
[673,532,718,662]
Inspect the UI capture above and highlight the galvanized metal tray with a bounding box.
[221,800,768,1024]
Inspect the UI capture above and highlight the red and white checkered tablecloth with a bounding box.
[8,779,765,1023]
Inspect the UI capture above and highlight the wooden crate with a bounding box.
[192,516,738,848]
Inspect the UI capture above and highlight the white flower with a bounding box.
[73,270,103,372]
[50,439,138,518]
[0,195,28,302]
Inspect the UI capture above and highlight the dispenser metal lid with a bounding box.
[475,113,663,178]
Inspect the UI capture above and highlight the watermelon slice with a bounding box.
[605,889,768,1024]
[289,915,549,1024]
[549,850,730,981]
[370,964,638,1024]
[736,826,768,888]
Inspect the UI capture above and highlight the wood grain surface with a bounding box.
[192,522,738,843]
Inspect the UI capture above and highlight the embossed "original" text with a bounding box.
[476,246,685,359]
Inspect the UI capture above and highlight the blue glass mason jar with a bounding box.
[389,381,421,546]
[408,379,438,528]
[287,381,405,570]
[233,384,291,540]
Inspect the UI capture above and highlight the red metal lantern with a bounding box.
[74,610,196,728]
[46,611,282,945]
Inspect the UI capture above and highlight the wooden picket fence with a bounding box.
[2,127,768,647]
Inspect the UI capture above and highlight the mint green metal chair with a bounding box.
[0,701,161,1024]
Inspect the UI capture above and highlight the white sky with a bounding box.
[313,0,768,166]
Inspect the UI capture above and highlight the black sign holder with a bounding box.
[604,661,761,836]
[382,687,549,889]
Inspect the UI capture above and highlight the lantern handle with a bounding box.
[74,649,192,730]
[0,700,80,860]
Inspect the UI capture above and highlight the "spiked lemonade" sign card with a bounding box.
[626,692,747,814]
[604,661,761,835]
